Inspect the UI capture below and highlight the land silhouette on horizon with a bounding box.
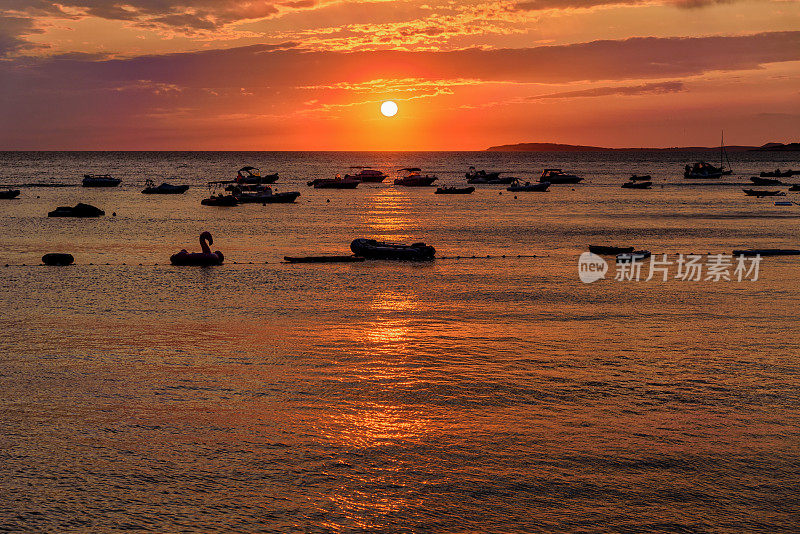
[486,142,800,152]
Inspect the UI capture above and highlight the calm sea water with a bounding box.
[1,151,799,532]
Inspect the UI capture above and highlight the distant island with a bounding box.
[485,142,799,152]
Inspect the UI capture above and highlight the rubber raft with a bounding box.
[350,238,436,261]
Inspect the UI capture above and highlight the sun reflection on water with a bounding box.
[363,188,413,241]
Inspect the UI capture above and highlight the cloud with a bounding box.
[529,80,686,99]
[12,31,796,88]
[0,0,321,41]
[0,15,45,56]
[512,0,737,10]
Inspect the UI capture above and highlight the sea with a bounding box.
[1,150,799,532]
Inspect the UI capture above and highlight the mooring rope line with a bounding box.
[1,254,546,267]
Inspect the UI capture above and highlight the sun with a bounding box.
[380,101,398,117]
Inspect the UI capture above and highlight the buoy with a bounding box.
[112,212,116,217]
[42,253,75,266]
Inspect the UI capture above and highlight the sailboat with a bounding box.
[683,132,733,179]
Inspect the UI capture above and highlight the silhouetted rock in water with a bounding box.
[42,253,74,266]
[0,190,20,199]
[48,203,104,217]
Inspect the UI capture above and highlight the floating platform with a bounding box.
[284,255,365,263]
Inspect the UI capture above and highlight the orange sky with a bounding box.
[0,0,798,149]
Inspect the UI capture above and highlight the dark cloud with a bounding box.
[0,15,44,57]
[12,31,796,88]
[529,81,686,99]
[513,0,735,9]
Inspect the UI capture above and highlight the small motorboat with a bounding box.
[142,179,189,194]
[345,167,387,183]
[394,168,437,187]
[351,238,436,261]
[760,169,795,178]
[589,245,635,255]
[539,168,583,184]
[742,189,786,197]
[201,194,238,206]
[170,231,224,266]
[750,176,784,186]
[48,203,104,217]
[0,189,20,199]
[468,175,515,185]
[233,186,300,204]
[616,250,651,262]
[82,174,121,187]
[435,186,475,194]
[507,180,550,192]
[628,174,652,182]
[621,181,652,189]
[307,177,359,189]
[733,248,800,257]
[42,253,74,266]
[284,255,365,263]
[466,166,501,181]
[236,166,278,184]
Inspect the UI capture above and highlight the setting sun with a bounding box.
[380,101,398,117]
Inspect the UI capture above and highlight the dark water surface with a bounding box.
[1,151,799,532]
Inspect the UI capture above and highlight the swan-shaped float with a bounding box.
[170,231,224,266]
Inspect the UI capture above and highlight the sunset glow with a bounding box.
[0,1,798,149]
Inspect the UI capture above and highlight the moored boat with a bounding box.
[345,167,387,182]
[142,179,189,194]
[394,168,437,187]
[629,174,652,182]
[539,168,583,184]
[733,248,800,257]
[82,174,121,187]
[507,180,550,192]
[466,166,501,182]
[236,166,278,184]
[789,185,800,191]
[351,238,436,261]
[435,186,475,194]
[743,189,786,197]
[233,186,300,203]
[750,176,784,186]
[621,181,652,189]
[201,194,238,206]
[48,203,104,217]
[683,161,730,179]
[589,245,635,255]
[307,177,359,189]
[760,169,794,178]
[0,189,20,199]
